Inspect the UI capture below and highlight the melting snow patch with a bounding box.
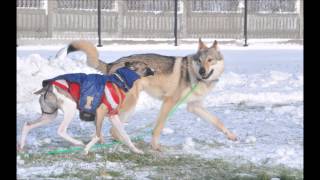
[245,136,257,144]
[274,146,296,165]
[272,105,296,115]
[270,71,292,81]
[17,155,24,165]
[224,109,231,114]
[17,164,65,178]
[105,161,124,170]
[219,72,245,87]
[264,106,272,111]
[42,138,52,144]
[162,128,174,135]
[183,137,197,153]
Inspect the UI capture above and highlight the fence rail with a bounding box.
[17,0,44,8]
[17,0,303,42]
[57,0,115,10]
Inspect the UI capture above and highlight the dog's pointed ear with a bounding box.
[198,38,208,51]
[211,40,218,49]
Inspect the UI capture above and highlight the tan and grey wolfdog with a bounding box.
[65,39,237,151]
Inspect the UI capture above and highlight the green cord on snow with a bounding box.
[47,83,199,155]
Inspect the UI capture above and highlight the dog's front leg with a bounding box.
[98,132,105,144]
[19,113,57,150]
[109,115,144,154]
[58,99,84,146]
[84,106,105,154]
[151,97,178,151]
[187,101,237,141]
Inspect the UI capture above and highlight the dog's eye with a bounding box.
[208,59,213,62]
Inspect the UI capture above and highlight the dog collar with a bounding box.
[197,78,219,83]
[212,79,219,83]
[114,72,129,90]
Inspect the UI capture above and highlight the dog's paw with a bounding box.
[132,148,144,154]
[83,149,89,155]
[73,141,85,147]
[99,139,105,144]
[227,132,237,141]
[151,143,162,152]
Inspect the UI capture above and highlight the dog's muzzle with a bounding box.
[199,67,206,76]
[201,69,214,80]
[145,68,155,76]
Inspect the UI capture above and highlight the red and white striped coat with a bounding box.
[52,80,125,116]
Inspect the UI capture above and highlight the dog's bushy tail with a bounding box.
[34,84,51,98]
[34,87,46,95]
[67,40,110,74]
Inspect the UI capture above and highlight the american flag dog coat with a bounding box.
[51,80,126,116]
[42,67,141,121]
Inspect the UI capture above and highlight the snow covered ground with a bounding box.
[17,41,303,179]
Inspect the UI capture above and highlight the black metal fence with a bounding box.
[17,0,303,46]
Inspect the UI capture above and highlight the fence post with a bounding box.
[299,0,303,39]
[117,0,125,38]
[174,0,178,46]
[181,0,188,39]
[47,0,57,38]
[97,0,103,47]
[243,0,248,46]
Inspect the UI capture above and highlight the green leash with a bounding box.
[47,83,199,155]
[168,83,199,117]
[47,136,144,155]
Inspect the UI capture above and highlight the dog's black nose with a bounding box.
[199,67,206,76]
[145,68,154,76]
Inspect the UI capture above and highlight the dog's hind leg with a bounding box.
[151,97,178,151]
[19,112,57,150]
[110,115,144,154]
[187,101,237,141]
[57,98,84,146]
[110,91,138,141]
[119,88,139,123]
[109,109,134,141]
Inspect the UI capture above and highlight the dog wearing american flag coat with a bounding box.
[19,61,154,154]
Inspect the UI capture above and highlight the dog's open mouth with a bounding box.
[201,69,214,79]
